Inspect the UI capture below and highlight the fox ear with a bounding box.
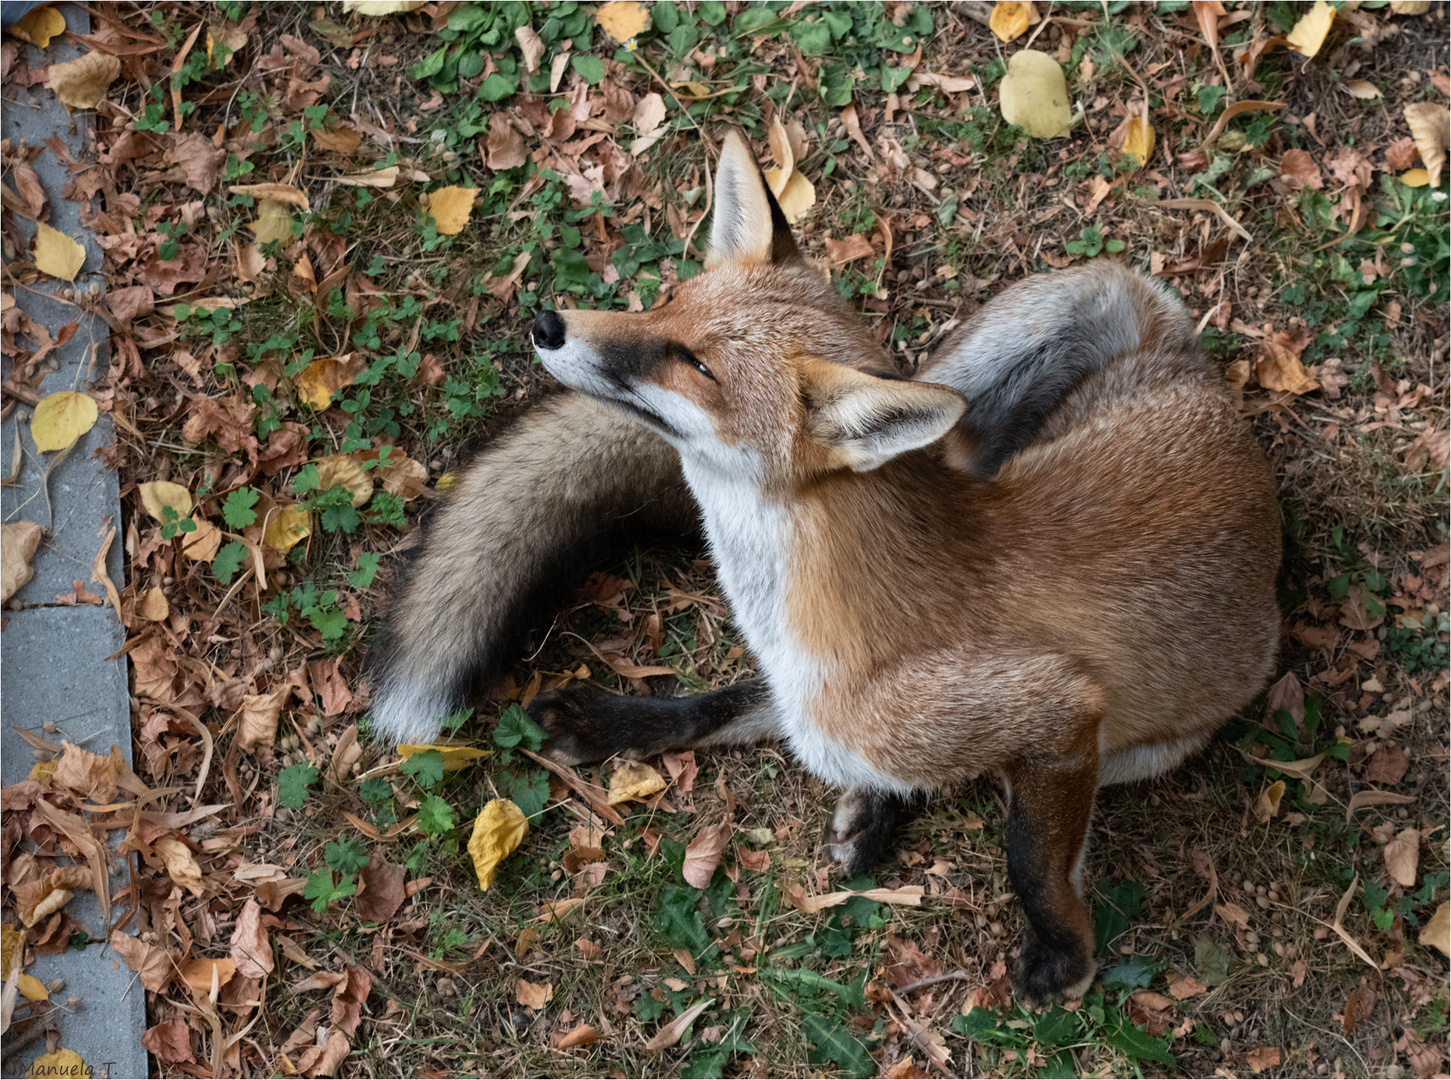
[804,361,967,472]
[707,130,800,268]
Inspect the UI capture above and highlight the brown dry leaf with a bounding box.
[1,522,44,603]
[1420,902,1449,957]
[1122,116,1155,168]
[109,930,173,992]
[137,586,170,621]
[33,224,86,283]
[1246,1046,1281,1073]
[682,822,733,888]
[485,115,526,170]
[47,51,121,109]
[469,799,528,890]
[824,233,876,266]
[1364,745,1409,785]
[999,50,1072,138]
[312,126,363,154]
[1345,788,1417,822]
[294,354,364,410]
[1253,339,1319,394]
[356,860,407,922]
[314,455,372,507]
[341,0,427,11]
[381,455,427,500]
[1166,972,1207,999]
[1215,901,1252,929]
[1384,828,1420,887]
[251,199,294,247]
[607,761,667,805]
[784,883,924,914]
[1279,148,1323,190]
[137,481,194,522]
[426,186,475,236]
[644,998,713,1051]
[1404,102,1450,187]
[1254,780,1285,823]
[1389,0,1430,10]
[9,6,66,48]
[178,957,236,995]
[179,517,222,562]
[516,977,553,1010]
[141,1021,195,1064]
[558,1023,602,1050]
[1286,0,1334,59]
[334,166,400,188]
[989,1,1034,42]
[53,741,118,801]
[238,687,287,752]
[660,750,698,793]
[230,898,274,979]
[515,25,545,72]
[229,182,309,208]
[1243,752,1324,782]
[597,0,650,42]
[1342,79,1381,100]
[154,835,206,898]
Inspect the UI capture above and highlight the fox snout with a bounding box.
[530,309,567,352]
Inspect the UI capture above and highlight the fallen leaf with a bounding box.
[1122,115,1155,168]
[293,354,364,410]
[9,6,66,48]
[33,223,85,283]
[558,1023,601,1050]
[397,743,490,770]
[109,930,172,991]
[1166,972,1207,999]
[141,1021,195,1064]
[1404,102,1450,187]
[230,897,273,979]
[24,1050,91,1080]
[16,974,47,1002]
[1342,79,1381,100]
[644,997,713,1051]
[356,860,407,922]
[1279,148,1323,190]
[137,585,170,622]
[1243,752,1324,781]
[784,884,924,914]
[179,517,222,562]
[334,165,400,188]
[516,977,553,1009]
[1385,828,1420,887]
[263,504,311,553]
[314,455,372,507]
[1389,0,1430,10]
[47,51,121,109]
[1,522,44,603]
[1345,789,1417,822]
[138,480,194,522]
[1246,1045,1281,1073]
[1215,902,1252,929]
[251,199,295,247]
[178,957,236,995]
[469,799,528,890]
[515,25,545,73]
[1364,745,1409,786]
[31,390,98,452]
[1286,0,1334,59]
[607,761,667,805]
[1253,780,1285,823]
[999,50,1072,138]
[238,687,287,753]
[340,0,427,12]
[485,114,526,170]
[1201,100,1286,148]
[766,168,815,224]
[596,0,650,43]
[824,233,876,266]
[989,0,1034,42]
[1332,874,1380,970]
[682,822,732,888]
[1420,902,1449,957]
[228,183,309,208]
[425,186,475,236]
[1399,168,1431,187]
[155,835,205,898]
[381,455,427,500]
[1253,338,1319,394]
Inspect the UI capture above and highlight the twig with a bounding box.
[895,970,973,995]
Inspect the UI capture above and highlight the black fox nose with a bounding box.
[531,310,566,351]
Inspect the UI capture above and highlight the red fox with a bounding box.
[369,131,1281,1001]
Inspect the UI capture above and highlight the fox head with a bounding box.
[531,131,966,482]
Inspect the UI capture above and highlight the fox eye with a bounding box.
[679,349,716,382]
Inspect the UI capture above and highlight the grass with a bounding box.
[40,0,1450,1076]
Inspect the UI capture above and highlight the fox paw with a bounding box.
[528,685,622,766]
[823,789,911,877]
[1012,928,1095,1005]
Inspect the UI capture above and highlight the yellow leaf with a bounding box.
[1286,0,1334,59]
[315,455,373,508]
[1404,102,1450,188]
[398,744,491,771]
[1389,0,1430,12]
[229,183,309,208]
[425,186,476,236]
[1254,779,1285,823]
[999,50,1072,139]
[25,1050,90,1080]
[763,168,816,225]
[29,760,58,782]
[16,972,48,1001]
[206,24,247,66]
[1,521,43,604]
[607,761,666,805]
[2,924,23,979]
[1253,340,1319,395]
[138,586,170,622]
[137,481,194,522]
[33,222,85,282]
[179,517,222,562]
[263,505,311,553]
[597,0,650,43]
[435,471,460,493]
[9,6,67,48]
[178,957,237,994]
[341,0,427,12]
[31,390,97,452]
[294,354,363,409]
[1123,116,1156,168]
[46,50,120,109]
[1420,902,1450,957]
[469,799,528,890]
[989,0,1033,42]
[1399,168,1431,187]
[251,199,295,247]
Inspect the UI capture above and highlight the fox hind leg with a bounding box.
[823,788,922,877]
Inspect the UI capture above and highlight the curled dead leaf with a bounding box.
[47,51,121,109]
[1420,902,1449,957]
[1286,0,1334,59]
[1404,102,1449,188]
[469,799,528,890]
[989,0,1034,42]
[1253,780,1285,823]
[1384,827,1420,888]
[607,761,666,805]
[1,522,44,603]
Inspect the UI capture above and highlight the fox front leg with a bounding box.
[530,679,780,764]
[1003,746,1099,1004]
[823,788,922,877]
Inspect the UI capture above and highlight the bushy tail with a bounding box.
[366,393,692,746]
[921,262,1200,477]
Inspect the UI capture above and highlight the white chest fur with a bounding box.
[680,457,912,794]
